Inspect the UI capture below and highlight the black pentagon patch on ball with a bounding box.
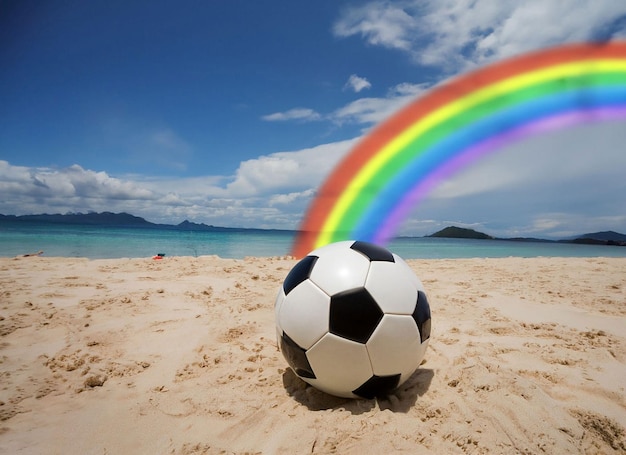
[329,288,383,343]
[412,290,432,343]
[350,241,395,262]
[352,374,401,399]
[280,332,316,379]
[283,255,318,295]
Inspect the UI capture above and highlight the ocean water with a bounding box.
[2,223,626,259]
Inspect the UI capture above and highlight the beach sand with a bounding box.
[0,255,625,454]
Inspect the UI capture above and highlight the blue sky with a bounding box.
[2,0,626,238]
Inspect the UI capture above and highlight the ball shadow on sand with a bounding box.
[282,367,434,415]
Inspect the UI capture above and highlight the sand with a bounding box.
[0,255,625,454]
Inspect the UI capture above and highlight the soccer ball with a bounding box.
[275,240,431,399]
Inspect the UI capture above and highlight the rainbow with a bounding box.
[292,42,626,258]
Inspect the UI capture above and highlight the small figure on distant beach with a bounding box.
[22,250,43,257]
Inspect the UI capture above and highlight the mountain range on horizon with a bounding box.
[0,212,288,233]
[1,212,625,246]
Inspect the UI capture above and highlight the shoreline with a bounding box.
[4,225,626,261]
[1,256,625,453]
[6,253,626,263]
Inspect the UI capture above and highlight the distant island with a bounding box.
[1,213,625,246]
[428,226,493,240]
[428,226,626,247]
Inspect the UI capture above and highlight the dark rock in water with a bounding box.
[428,226,493,240]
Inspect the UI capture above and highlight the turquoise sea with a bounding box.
[2,223,626,259]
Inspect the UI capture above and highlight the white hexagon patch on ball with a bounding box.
[275,240,431,399]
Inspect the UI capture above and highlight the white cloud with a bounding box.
[0,161,157,216]
[147,140,355,226]
[269,189,316,207]
[0,161,154,201]
[259,82,430,128]
[334,0,626,71]
[0,138,358,229]
[225,139,357,196]
[333,1,419,51]
[261,108,322,122]
[332,82,429,125]
[344,74,372,93]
